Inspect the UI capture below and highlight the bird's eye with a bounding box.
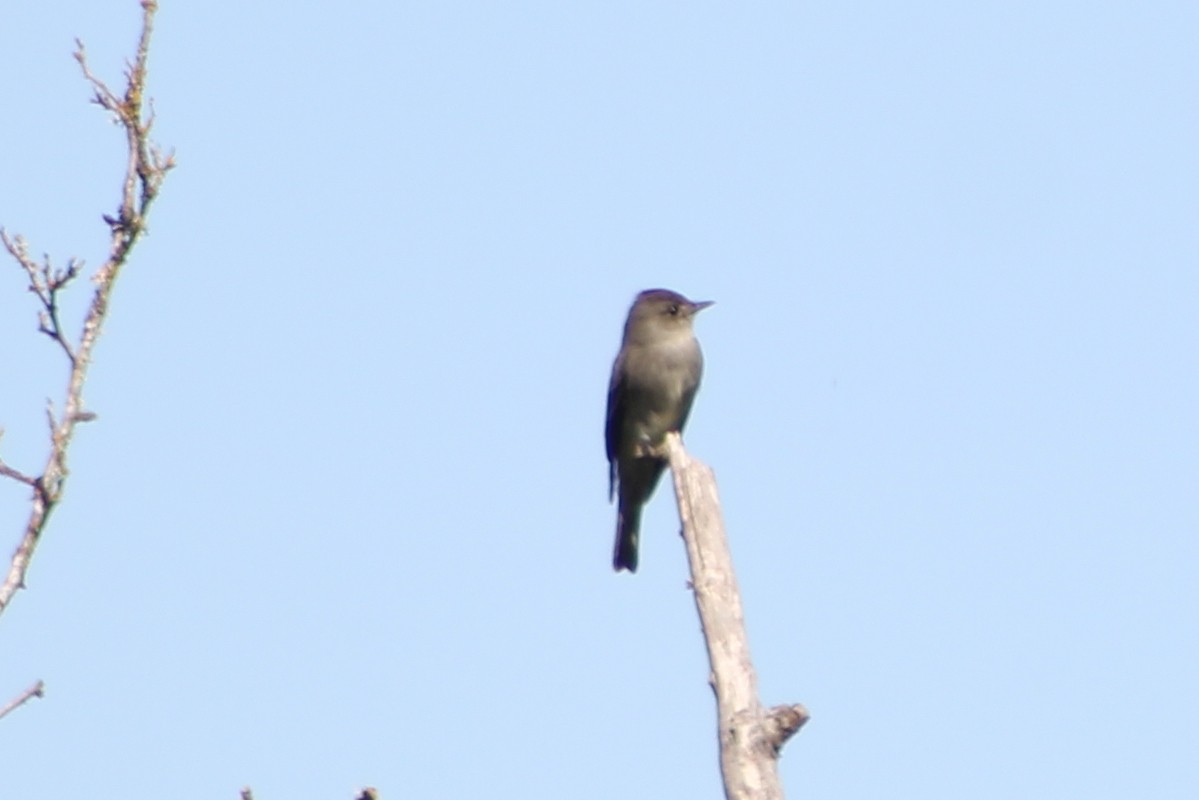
[668,304,680,315]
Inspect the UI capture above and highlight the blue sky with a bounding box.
[1,2,1197,798]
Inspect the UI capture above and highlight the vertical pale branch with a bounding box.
[663,432,808,800]
[0,0,174,619]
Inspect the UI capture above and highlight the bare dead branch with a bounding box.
[664,432,807,799]
[0,0,173,619]
[0,680,45,721]
[239,787,379,799]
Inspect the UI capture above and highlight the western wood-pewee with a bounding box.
[606,288,713,572]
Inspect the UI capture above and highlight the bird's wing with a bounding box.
[604,353,625,501]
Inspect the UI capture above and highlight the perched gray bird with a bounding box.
[606,289,712,572]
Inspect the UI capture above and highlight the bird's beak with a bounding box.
[691,300,715,313]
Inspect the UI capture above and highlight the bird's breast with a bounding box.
[619,337,703,439]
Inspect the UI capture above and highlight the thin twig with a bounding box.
[0,680,45,721]
[0,233,80,363]
[0,462,38,487]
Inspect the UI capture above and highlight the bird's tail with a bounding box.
[613,502,640,572]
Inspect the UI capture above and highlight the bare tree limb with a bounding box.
[0,0,174,619]
[664,432,808,799]
[0,680,45,721]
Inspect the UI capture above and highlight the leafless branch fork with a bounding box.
[0,0,173,619]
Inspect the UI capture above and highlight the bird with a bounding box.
[606,289,712,572]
